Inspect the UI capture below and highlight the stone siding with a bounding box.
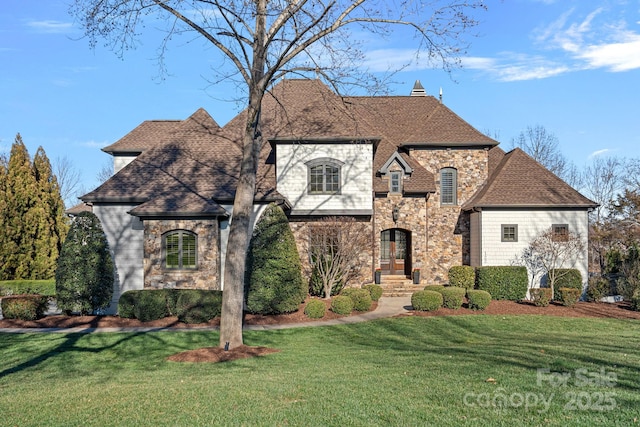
[410,147,489,284]
[143,219,220,290]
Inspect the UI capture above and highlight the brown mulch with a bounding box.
[2,298,638,363]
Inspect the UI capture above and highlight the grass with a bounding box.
[1,315,639,426]
[0,280,56,296]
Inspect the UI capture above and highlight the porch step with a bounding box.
[379,275,423,297]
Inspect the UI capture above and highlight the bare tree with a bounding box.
[96,160,114,184]
[511,125,572,181]
[523,227,585,300]
[72,0,487,349]
[308,217,370,299]
[54,156,82,207]
[582,156,622,223]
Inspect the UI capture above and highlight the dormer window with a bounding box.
[306,158,343,194]
[390,171,402,194]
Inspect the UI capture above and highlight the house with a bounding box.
[81,79,598,313]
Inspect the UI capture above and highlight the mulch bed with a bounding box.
[2,299,637,363]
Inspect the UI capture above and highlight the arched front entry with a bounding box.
[380,228,411,276]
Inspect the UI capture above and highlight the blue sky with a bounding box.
[1,0,639,204]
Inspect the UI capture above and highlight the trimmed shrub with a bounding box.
[176,290,223,324]
[476,266,528,300]
[631,290,640,312]
[161,289,181,316]
[411,290,443,311]
[55,212,114,315]
[0,295,49,320]
[558,287,581,307]
[134,290,169,322]
[440,286,466,309]
[586,276,611,302]
[448,266,475,291]
[341,288,372,311]
[424,285,446,294]
[550,269,583,301]
[245,204,306,314]
[0,280,56,297]
[304,299,326,319]
[467,290,491,311]
[362,284,383,301]
[117,291,137,318]
[530,288,552,307]
[331,295,354,315]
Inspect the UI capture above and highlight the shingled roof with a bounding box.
[83,79,507,213]
[462,148,598,210]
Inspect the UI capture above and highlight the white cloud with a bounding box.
[81,140,110,148]
[27,20,73,34]
[463,54,570,82]
[589,149,612,158]
[577,33,640,72]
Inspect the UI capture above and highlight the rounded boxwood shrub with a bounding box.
[331,295,354,315]
[0,295,49,320]
[411,290,443,311]
[245,204,306,314]
[448,266,476,291]
[467,290,491,311]
[558,287,581,307]
[341,288,372,311]
[362,284,383,301]
[440,286,466,309]
[586,275,610,302]
[304,299,326,319]
[530,288,552,307]
[176,290,223,324]
[424,285,446,294]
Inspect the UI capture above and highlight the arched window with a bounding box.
[440,167,457,205]
[306,158,343,194]
[163,230,197,269]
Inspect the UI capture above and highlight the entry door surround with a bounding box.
[380,228,410,275]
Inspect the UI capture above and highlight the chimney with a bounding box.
[410,80,427,96]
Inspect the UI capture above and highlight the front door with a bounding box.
[380,229,409,275]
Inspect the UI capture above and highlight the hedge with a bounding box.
[118,289,222,324]
[362,284,383,301]
[176,290,223,324]
[558,287,581,307]
[411,290,443,311]
[550,269,583,301]
[448,266,475,290]
[467,290,491,310]
[1,295,49,320]
[476,266,528,300]
[423,285,446,294]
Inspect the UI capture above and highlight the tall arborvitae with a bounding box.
[0,154,7,280]
[33,147,69,279]
[2,135,40,279]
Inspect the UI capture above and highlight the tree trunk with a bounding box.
[219,0,267,350]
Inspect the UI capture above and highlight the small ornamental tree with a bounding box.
[55,212,114,315]
[245,203,306,314]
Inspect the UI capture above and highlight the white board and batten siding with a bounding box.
[93,204,144,314]
[473,209,590,288]
[276,142,373,214]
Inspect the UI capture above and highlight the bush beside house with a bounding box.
[476,266,528,300]
[448,266,475,290]
[549,268,583,301]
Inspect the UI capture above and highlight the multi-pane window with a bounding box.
[164,230,197,269]
[390,171,402,194]
[552,224,569,242]
[307,159,342,194]
[440,167,457,205]
[501,224,518,242]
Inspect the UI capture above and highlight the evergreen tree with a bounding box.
[33,147,69,279]
[55,212,114,315]
[0,154,7,280]
[245,203,306,314]
[2,135,39,279]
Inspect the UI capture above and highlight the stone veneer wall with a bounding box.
[410,147,489,284]
[289,218,374,287]
[143,219,220,290]
[374,194,428,280]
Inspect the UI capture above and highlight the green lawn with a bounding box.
[1,315,639,426]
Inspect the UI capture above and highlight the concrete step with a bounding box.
[377,276,423,297]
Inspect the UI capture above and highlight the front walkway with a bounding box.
[0,296,413,334]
